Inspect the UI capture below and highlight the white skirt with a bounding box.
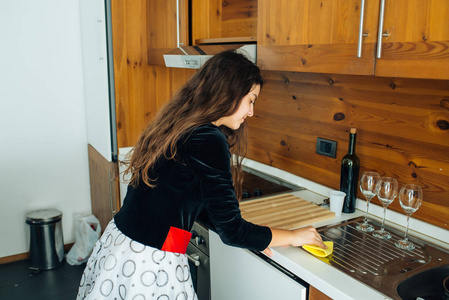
[77,220,198,300]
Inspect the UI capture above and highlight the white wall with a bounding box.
[0,0,92,257]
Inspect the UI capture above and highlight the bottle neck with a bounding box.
[348,133,357,155]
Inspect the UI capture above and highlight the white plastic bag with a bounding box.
[66,214,101,265]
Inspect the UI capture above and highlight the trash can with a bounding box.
[26,209,64,271]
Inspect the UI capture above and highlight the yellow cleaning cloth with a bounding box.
[302,241,333,257]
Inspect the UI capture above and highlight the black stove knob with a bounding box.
[195,235,205,245]
[253,188,263,197]
[242,190,251,199]
[191,230,205,245]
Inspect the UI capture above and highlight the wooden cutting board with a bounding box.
[240,193,335,230]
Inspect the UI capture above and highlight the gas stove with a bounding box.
[241,166,304,200]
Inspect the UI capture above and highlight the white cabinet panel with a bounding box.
[210,231,307,300]
[80,0,112,161]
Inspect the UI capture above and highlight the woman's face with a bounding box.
[213,84,261,130]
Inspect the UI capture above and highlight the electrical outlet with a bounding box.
[316,138,337,158]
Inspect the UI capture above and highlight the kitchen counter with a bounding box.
[267,191,389,299]
[269,199,387,299]
[242,158,449,300]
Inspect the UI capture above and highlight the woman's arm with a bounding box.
[188,125,273,251]
[263,226,326,257]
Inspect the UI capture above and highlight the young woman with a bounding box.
[77,50,325,300]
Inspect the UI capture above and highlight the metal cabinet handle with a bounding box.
[376,0,386,58]
[357,0,366,57]
[187,253,201,267]
[108,171,116,218]
[97,19,104,60]
[176,0,188,54]
[176,0,181,47]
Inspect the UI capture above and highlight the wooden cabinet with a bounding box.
[374,0,449,79]
[257,0,379,75]
[88,145,120,231]
[309,286,332,300]
[147,0,258,65]
[192,0,257,44]
[147,0,189,66]
[257,0,449,79]
[112,0,196,147]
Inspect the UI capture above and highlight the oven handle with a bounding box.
[187,253,201,267]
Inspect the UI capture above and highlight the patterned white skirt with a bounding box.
[77,220,198,300]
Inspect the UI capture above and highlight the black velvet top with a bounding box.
[114,124,272,252]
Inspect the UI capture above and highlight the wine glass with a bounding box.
[395,184,423,250]
[373,177,398,240]
[356,171,380,232]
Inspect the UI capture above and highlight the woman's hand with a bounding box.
[262,247,273,257]
[289,225,326,248]
[263,226,326,257]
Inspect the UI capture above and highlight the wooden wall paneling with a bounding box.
[112,0,196,148]
[116,62,194,148]
[257,0,379,75]
[257,71,449,146]
[248,126,341,184]
[248,71,449,230]
[169,67,197,97]
[375,0,449,79]
[148,65,196,116]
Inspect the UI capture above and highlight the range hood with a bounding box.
[163,44,256,69]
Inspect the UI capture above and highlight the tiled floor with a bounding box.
[0,259,86,300]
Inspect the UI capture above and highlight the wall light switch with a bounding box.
[316,137,337,158]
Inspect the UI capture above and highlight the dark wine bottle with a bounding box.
[340,128,360,213]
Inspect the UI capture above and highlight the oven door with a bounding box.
[187,243,210,300]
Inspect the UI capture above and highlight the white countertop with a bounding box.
[242,158,449,300]
[269,190,389,299]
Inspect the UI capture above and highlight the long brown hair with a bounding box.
[123,50,263,199]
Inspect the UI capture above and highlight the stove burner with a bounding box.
[242,188,263,199]
[241,169,302,200]
[253,188,262,197]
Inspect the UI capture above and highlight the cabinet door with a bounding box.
[374,0,449,79]
[88,145,120,231]
[209,231,307,300]
[148,0,188,49]
[192,0,258,44]
[112,0,196,147]
[257,0,379,75]
[80,0,113,162]
[146,0,189,65]
[309,285,332,300]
